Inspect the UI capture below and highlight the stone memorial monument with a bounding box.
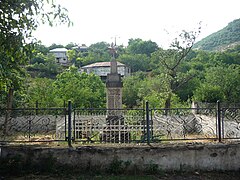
[106,42,123,113]
[101,41,129,143]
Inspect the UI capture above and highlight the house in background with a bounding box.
[49,48,68,65]
[80,61,131,81]
[72,44,88,52]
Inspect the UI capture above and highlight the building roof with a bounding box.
[82,61,126,69]
[49,48,68,52]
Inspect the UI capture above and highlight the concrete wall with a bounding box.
[1,143,240,172]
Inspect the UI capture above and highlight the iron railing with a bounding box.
[150,107,218,142]
[0,101,240,146]
[221,107,240,139]
[73,108,146,143]
[0,107,67,143]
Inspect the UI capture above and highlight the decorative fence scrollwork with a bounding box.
[1,102,240,144]
[150,108,217,141]
[0,108,66,142]
[222,108,240,139]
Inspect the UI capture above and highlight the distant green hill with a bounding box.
[194,18,240,51]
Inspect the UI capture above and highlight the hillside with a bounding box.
[194,18,240,51]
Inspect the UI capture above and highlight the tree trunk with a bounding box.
[164,94,171,115]
[3,88,14,135]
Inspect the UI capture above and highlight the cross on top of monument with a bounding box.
[108,37,119,74]
[109,43,117,58]
[108,37,119,59]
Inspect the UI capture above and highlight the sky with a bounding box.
[33,0,240,48]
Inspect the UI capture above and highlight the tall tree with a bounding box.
[127,38,159,57]
[118,54,150,72]
[194,65,240,103]
[48,43,65,50]
[53,67,105,108]
[0,0,71,133]
[122,73,145,108]
[88,42,111,63]
[152,28,200,109]
[0,0,71,98]
[27,78,57,107]
[89,42,110,51]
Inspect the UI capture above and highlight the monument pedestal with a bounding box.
[101,73,130,143]
[106,73,123,110]
[100,115,130,143]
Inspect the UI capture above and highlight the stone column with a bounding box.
[106,42,123,113]
[106,61,123,115]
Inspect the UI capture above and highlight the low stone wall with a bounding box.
[0,143,240,173]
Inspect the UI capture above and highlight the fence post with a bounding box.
[217,100,222,142]
[68,101,72,147]
[146,101,150,145]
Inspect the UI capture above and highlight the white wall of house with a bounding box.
[82,66,130,77]
[90,66,127,76]
[49,48,68,64]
